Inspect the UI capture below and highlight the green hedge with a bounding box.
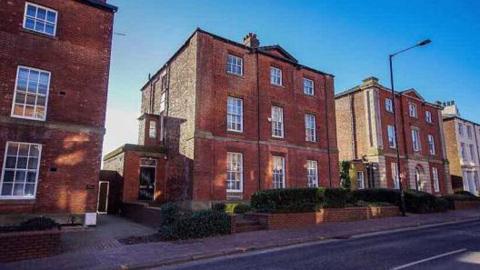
[159,210,230,240]
[251,188,324,213]
[233,203,252,214]
[348,188,400,205]
[404,190,448,213]
[324,188,349,208]
[442,192,480,210]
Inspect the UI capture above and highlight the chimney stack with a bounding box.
[243,33,260,48]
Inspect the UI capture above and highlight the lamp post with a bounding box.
[389,39,431,216]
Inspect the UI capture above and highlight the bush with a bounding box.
[160,203,179,227]
[251,188,324,213]
[18,217,59,231]
[233,203,251,214]
[454,191,479,198]
[159,210,231,240]
[348,188,400,205]
[212,203,226,212]
[404,190,448,213]
[324,188,349,208]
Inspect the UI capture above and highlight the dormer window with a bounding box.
[270,67,282,86]
[23,2,58,36]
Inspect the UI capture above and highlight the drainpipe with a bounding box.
[324,76,332,187]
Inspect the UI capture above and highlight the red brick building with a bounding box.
[0,0,117,225]
[104,29,339,209]
[335,77,452,195]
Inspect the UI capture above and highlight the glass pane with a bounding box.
[38,73,49,94]
[45,24,54,35]
[28,158,38,169]
[36,96,46,106]
[3,171,14,182]
[13,104,24,116]
[35,107,45,119]
[27,71,39,92]
[7,143,18,155]
[37,8,46,20]
[26,5,36,17]
[1,184,13,196]
[25,184,35,196]
[13,184,24,196]
[17,158,28,169]
[26,94,36,105]
[15,93,26,104]
[5,157,16,169]
[15,171,26,182]
[29,145,40,157]
[35,21,45,32]
[25,105,35,117]
[26,172,36,183]
[47,11,56,23]
[25,18,35,29]
[18,144,29,156]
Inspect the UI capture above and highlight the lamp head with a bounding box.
[418,39,432,46]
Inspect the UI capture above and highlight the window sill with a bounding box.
[226,129,243,135]
[10,114,46,122]
[0,198,36,203]
[271,136,285,141]
[226,72,244,78]
[20,28,57,40]
[270,83,284,88]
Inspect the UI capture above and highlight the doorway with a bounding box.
[97,181,109,214]
[139,166,155,201]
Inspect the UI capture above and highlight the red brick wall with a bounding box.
[192,31,339,202]
[0,229,60,262]
[254,206,401,230]
[0,0,114,215]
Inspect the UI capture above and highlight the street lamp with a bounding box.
[389,39,431,216]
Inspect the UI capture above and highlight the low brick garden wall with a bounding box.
[0,229,61,262]
[250,206,400,230]
[454,201,480,210]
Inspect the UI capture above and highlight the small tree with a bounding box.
[340,161,351,190]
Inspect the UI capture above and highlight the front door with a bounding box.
[97,181,109,214]
[139,167,155,200]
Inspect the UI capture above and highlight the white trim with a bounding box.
[0,141,42,200]
[97,181,109,214]
[272,156,286,189]
[10,65,51,121]
[227,96,243,133]
[23,2,58,37]
[356,171,365,189]
[226,54,243,76]
[303,78,314,96]
[270,67,283,86]
[305,114,316,142]
[306,160,318,187]
[271,106,284,138]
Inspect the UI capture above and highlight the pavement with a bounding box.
[160,219,480,270]
[1,209,479,270]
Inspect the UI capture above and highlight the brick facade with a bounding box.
[0,229,60,262]
[104,29,340,209]
[336,77,452,195]
[0,0,116,224]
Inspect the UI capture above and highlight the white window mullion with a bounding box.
[227,152,243,192]
[272,106,284,138]
[272,156,285,189]
[227,97,243,132]
[307,160,318,187]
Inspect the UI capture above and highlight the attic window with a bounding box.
[270,67,282,86]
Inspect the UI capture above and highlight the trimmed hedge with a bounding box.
[159,210,230,240]
[251,188,324,213]
[251,188,450,214]
[0,217,60,233]
[233,204,252,214]
[442,192,480,210]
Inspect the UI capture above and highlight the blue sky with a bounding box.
[104,0,480,154]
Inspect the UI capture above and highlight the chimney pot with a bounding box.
[243,33,260,48]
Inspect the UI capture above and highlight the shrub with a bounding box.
[340,161,352,190]
[233,203,251,214]
[348,188,400,205]
[454,191,479,198]
[159,210,231,240]
[212,203,226,212]
[251,188,324,213]
[404,190,448,213]
[160,203,179,226]
[324,188,349,208]
[19,217,59,231]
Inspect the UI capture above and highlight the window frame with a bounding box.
[11,66,51,121]
[270,67,283,86]
[305,114,316,142]
[387,125,396,149]
[411,128,421,152]
[226,54,243,76]
[356,171,365,190]
[303,78,314,96]
[385,98,394,113]
[432,167,440,193]
[148,120,157,139]
[408,102,417,118]
[461,143,467,161]
[0,141,42,200]
[23,2,58,37]
[469,144,476,162]
[272,156,286,189]
[425,111,432,123]
[226,96,243,133]
[467,125,473,139]
[391,163,400,189]
[226,152,243,192]
[271,106,284,138]
[458,123,464,137]
[306,160,318,188]
[427,134,436,155]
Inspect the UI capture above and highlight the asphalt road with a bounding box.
[157,220,480,270]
